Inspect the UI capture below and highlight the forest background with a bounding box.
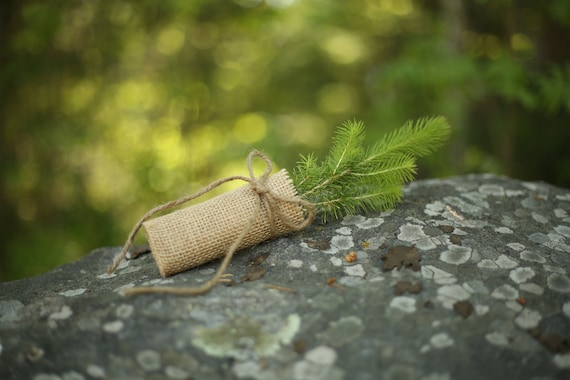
[1,0,569,281]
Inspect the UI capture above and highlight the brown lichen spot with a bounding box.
[381,245,421,271]
[304,238,331,250]
[393,281,422,295]
[453,300,474,319]
[450,234,463,245]
[528,328,570,354]
[293,339,307,354]
[439,225,455,234]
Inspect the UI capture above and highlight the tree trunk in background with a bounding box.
[440,0,467,173]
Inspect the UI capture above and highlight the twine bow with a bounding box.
[107,150,315,296]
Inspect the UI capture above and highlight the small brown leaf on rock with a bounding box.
[393,281,422,295]
[453,300,474,319]
[381,245,421,271]
[251,252,270,266]
[528,328,570,354]
[240,267,267,282]
[304,238,331,250]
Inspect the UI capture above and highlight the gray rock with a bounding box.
[1,174,569,379]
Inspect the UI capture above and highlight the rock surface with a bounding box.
[1,174,570,380]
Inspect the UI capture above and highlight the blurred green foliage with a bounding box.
[1,0,569,281]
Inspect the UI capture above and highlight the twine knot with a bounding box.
[106,150,315,296]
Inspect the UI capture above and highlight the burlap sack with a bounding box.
[143,169,303,277]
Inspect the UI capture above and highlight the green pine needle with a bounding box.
[292,116,451,222]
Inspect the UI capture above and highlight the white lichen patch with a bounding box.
[543,265,566,274]
[479,184,505,197]
[485,332,510,347]
[293,345,340,380]
[475,304,490,316]
[505,189,525,197]
[424,200,447,216]
[477,259,498,269]
[343,264,366,278]
[305,345,338,366]
[398,223,438,250]
[62,371,85,380]
[554,208,568,219]
[49,305,73,321]
[505,300,523,313]
[437,285,471,309]
[495,227,513,234]
[319,316,364,346]
[341,214,366,225]
[563,302,570,317]
[335,227,352,235]
[199,268,215,275]
[422,265,457,285]
[444,196,485,216]
[288,259,303,268]
[390,296,416,314]
[192,314,301,360]
[165,366,190,379]
[330,257,342,267]
[554,225,570,238]
[330,235,354,250]
[429,333,454,349]
[495,254,519,269]
[0,300,24,322]
[439,246,472,265]
[531,212,549,224]
[59,288,86,297]
[86,364,105,378]
[547,273,570,293]
[310,264,318,272]
[491,284,518,300]
[398,224,427,242]
[116,304,134,319]
[509,267,535,284]
[357,217,383,229]
[514,308,542,329]
[519,282,544,295]
[103,320,124,334]
[556,193,570,201]
[554,353,570,369]
[136,349,162,371]
[507,242,526,251]
[520,250,546,264]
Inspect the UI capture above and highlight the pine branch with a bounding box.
[292,117,450,222]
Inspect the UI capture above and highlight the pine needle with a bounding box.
[292,117,451,222]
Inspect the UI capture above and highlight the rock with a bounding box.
[1,174,570,379]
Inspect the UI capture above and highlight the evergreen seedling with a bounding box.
[293,116,451,222]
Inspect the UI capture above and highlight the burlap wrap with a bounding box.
[143,169,303,277]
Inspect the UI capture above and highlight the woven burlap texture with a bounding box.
[143,169,303,277]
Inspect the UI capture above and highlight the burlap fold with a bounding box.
[143,169,303,277]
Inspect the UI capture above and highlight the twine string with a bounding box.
[106,150,315,296]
